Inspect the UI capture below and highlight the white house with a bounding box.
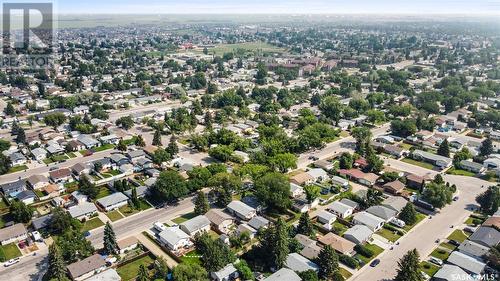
[327,201,354,218]
[96,192,129,212]
[290,183,304,198]
[0,223,28,245]
[227,201,256,220]
[158,227,192,252]
[180,215,211,237]
[352,212,385,232]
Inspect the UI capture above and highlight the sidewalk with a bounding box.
[135,233,178,268]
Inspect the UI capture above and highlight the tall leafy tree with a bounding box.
[135,135,146,147]
[79,174,98,199]
[103,222,118,255]
[117,139,127,151]
[351,127,372,155]
[172,264,208,281]
[10,200,33,223]
[151,170,188,202]
[0,154,11,175]
[254,172,291,211]
[481,138,494,156]
[316,245,339,280]
[195,232,235,272]
[16,127,26,144]
[437,139,450,157]
[4,102,15,116]
[422,182,453,208]
[267,218,289,269]
[46,243,68,281]
[136,264,149,281]
[399,203,418,225]
[194,191,209,215]
[167,136,179,155]
[476,186,500,215]
[394,249,424,281]
[319,96,344,125]
[297,212,314,237]
[152,130,162,146]
[57,228,94,263]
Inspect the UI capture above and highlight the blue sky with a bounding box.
[53,0,499,15]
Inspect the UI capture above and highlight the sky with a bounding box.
[52,0,500,15]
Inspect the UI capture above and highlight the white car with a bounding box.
[429,257,443,266]
[4,258,20,267]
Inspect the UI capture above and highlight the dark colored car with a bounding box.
[448,240,460,247]
[370,259,380,267]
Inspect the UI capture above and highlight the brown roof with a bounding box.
[49,168,72,179]
[406,174,425,183]
[383,180,405,193]
[67,254,106,279]
[318,232,355,254]
[117,236,139,250]
[205,209,233,225]
[27,174,49,186]
[290,172,314,185]
[483,217,500,230]
[300,244,322,260]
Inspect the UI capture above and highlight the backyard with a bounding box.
[180,249,202,265]
[117,254,155,281]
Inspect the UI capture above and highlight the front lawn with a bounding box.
[8,165,28,173]
[51,154,69,162]
[403,213,427,231]
[172,212,196,224]
[117,254,155,281]
[447,230,469,243]
[430,247,451,261]
[446,167,475,177]
[401,158,435,170]
[354,243,383,264]
[82,217,105,232]
[377,228,402,242]
[107,210,124,222]
[67,152,77,158]
[420,261,440,277]
[339,268,352,279]
[0,243,22,262]
[440,242,457,251]
[119,200,151,217]
[94,144,115,152]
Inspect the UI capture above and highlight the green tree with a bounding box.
[103,222,118,255]
[151,170,188,202]
[79,174,99,199]
[255,172,291,211]
[481,138,494,156]
[476,186,500,215]
[10,200,33,223]
[339,152,353,169]
[422,182,453,208]
[195,232,235,272]
[117,139,127,151]
[135,135,146,147]
[43,113,67,129]
[453,147,472,167]
[56,228,94,263]
[399,203,418,225]
[269,153,297,173]
[115,115,134,130]
[317,245,339,280]
[136,264,149,281]
[16,127,26,144]
[167,136,179,155]
[152,130,162,146]
[4,102,15,116]
[0,154,12,175]
[234,260,254,280]
[319,96,344,125]
[46,243,68,281]
[351,127,372,155]
[394,249,424,281]
[304,185,321,203]
[49,207,81,234]
[131,187,140,209]
[172,264,208,281]
[270,218,289,268]
[152,148,171,165]
[297,212,314,236]
[194,191,209,215]
[437,139,450,157]
[298,270,319,281]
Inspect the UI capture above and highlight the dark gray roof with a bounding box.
[32,214,53,230]
[0,180,26,194]
[469,226,500,247]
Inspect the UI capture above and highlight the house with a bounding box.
[433,264,469,281]
[406,174,425,190]
[316,210,337,225]
[67,254,107,281]
[27,174,50,190]
[382,180,405,195]
[459,160,486,174]
[446,251,486,275]
[384,145,407,158]
[211,263,239,281]
[77,134,100,149]
[344,225,374,245]
[352,212,385,231]
[263,268,301,281]
[469,226,500,247]
[31,147,48,161]
[247,216,269,230]
[285,253,319,273]
[71,191,89,204]
[0,223,28,245]
[158,227,191,251]
[124,186,149,199]
[375,136,395,144]
[85,269,121,281]
[337,169,379,186]
[9,152,27,166]
[318,232,356,256]
[68,202,98,221]
[66,140,84,152]
[306,168,329,182]
[382,196,408,213]
[331,176,349,188]
[99,134,120,145]
[32,214,53,231]
[117,236,139,254]
[72,162,91,176]
[458,240,491,259]
[366,205,397,222]
[484,157,500,169]
[205,209,235,234]
[180,215,211,237]
[96,192,129,212]
[290,172,314,186]
[237,224,257,239]
[482,216,500,230]
[127,150,146,161]
[327,201,354,218]
[73,105,90,115]
[134,157,153,171]
[16,190,36,204]
[49,168,73,183]
[340,198,359,209]
[300,243,322,260]
[314,159,334,171]
[226,201,256,220]
[0,179,27,197]
[412,150,452,169]
[290,183,304,198]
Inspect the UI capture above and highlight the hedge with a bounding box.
[354,244,374,258]
[339,254,359,269]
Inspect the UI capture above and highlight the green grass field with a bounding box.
[377,228,402,242]
[339,268,352,279]
[117,254,155,281]
[0,243,22,262]
[420,261,440,277]
[95,187,112,199]
[181,249,202,265]
[119,200,151,217]
[447,230,469,243]
[446,167,475,177]
[401,158,435,170]
[8,165,28,173]
[82,217,105,232]
[204,42,285,56]
[172,212,197,224]
[107,210,125,222]
[94,144,115,152]
[403,213,427,231]
[430,247,451,261]
[354,243,384,264]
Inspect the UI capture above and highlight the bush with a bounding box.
[354,245,374,258]
[383,224,404,235]
[339,254,359,269]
